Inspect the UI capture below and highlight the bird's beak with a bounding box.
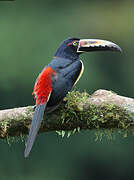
[77,39,122,53]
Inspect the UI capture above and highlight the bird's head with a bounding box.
[54,37,122,60]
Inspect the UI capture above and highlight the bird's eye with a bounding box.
[72,41,77,46]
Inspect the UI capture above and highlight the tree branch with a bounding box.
[0,89,134,139]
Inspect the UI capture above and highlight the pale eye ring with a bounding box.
[73,41,77,46]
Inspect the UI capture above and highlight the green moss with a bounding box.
[59,90,133,139]
[1,120,9,132]
[24,106,34,121]
[1,91,133,142]
[0,120,10,138]
[5,135,26,145]
[23,106,34,126]
[26,106,34,114]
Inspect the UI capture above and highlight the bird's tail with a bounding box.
[24,103,47,158]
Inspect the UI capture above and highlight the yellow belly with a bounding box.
[73,60,84,86]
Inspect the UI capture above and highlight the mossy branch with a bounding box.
[0,89,134,139]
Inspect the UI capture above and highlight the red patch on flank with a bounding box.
[32,67,55,105]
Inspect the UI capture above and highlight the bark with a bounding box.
[0,89,134,139]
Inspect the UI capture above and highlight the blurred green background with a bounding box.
[0,0,134,179]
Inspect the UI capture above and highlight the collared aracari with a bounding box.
[24,37,121,158]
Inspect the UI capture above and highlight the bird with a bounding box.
[24,37,121,158]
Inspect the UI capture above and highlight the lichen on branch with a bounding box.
[0,89,134,139]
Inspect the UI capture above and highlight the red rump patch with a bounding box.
[32,67,55,105]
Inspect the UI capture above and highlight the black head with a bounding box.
[54,38,80,60]
[54,37,122,61]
